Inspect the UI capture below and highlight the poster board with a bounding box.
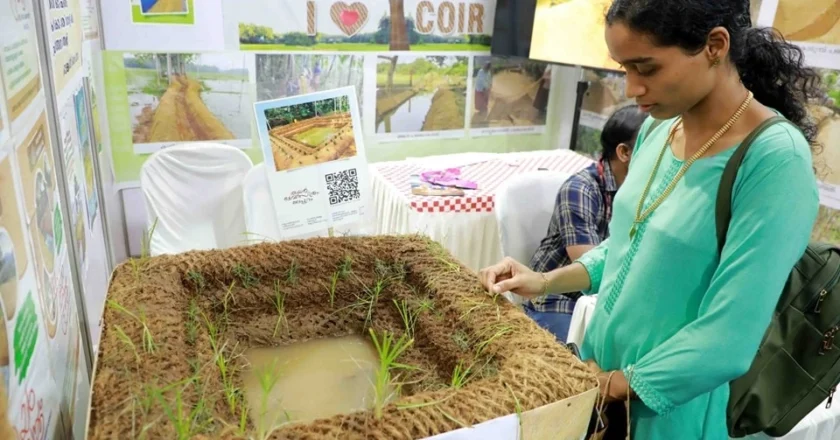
[254,86,372,237]
[99,0,224,51]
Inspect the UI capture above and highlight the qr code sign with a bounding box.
[326,168,361,205]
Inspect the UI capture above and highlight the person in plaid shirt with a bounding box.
[524,106,648,342]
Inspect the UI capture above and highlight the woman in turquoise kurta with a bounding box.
[478,1,823,438]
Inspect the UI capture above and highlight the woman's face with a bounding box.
[604,22,716,119]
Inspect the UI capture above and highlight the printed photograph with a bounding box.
[124,53,252,144]
[236,0,492,51]
[0,156,26,321]
[530,0,619,70]
[73,89,98,227]
[375,55,468,134]
[471,56,552,129]
[809,69,840,243]
[255,54,365,107]
[263,94,357,172]
[773,0,840,43]
[139,0,188,15]
[750,0,762,26]
[580,69,633,118]
[573,69,633,158]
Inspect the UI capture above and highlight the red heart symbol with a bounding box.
[341,10,359,26]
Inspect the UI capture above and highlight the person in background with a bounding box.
[525,105,647,343]
[479,0,820,437]
[474,62,493,117]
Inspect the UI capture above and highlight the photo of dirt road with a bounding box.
[139,0,188,15]
[471,56,552,128]
[125,53,252,145]
[530,0,619,70]
[809,69,840,243]
[264,95,356,172]
[375,55,468,134]
[773,0,840,43]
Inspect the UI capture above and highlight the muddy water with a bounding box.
[241,335,383,429]
[376,92,434,133]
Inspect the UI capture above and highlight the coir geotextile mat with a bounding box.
[88,235,597,439]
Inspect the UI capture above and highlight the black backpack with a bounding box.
[639,116,840,436]
[712,116,840,437]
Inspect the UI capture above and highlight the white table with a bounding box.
[370,150,593,272]
[567,296,840,440]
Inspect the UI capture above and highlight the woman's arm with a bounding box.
[622,139,818,415]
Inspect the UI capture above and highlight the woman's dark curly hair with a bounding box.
[605,0,822,146]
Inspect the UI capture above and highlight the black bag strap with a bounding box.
[715,116,789,255]
[639,118,665,147]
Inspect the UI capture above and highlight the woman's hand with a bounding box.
[478,257,545,299]
[587,360,633,404]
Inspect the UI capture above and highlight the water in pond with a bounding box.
[241,335,384,429]
[201,79,253,139]
[377,92,434,133]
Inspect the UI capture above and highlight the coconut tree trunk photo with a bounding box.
[389,0,410,50]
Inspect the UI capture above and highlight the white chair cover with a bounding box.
[495,170,572,304]
[139,143,254,256]
[241,163,367,242]
[242,163,281,242]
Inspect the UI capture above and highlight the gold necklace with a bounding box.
[629,91,754,239]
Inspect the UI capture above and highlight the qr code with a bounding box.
[326,168,361,205]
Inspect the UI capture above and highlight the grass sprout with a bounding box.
[393,298,431,339]
[450,361,475,389]
[232,264,259,289]
[113,325,139,363]
[369,328,416,419]
[339,255,353,279]
[323,271,340,307]
[272,279,288,337]
[186,270,206,292]
[255,357,284,439]
[286,259,299,285]
[108,300,156,353]
[475,324,514,356]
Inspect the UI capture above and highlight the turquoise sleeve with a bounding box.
[625,140,819,415]
[575,238,610,295]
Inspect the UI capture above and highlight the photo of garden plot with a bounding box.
[255,54,364,107]
[88,236,596,439]
[264,95,356,172]
[773,0,840,43]
[375,55,468,134]
[530,0,618,70]
[470,56,552,129]
[124,53,252,145]
[139,0,188,14]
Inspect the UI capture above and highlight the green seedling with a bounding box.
[237,403,249,437]
[150,376,213,440]
[426,240,460,272]
[475,324,514,357]
[285,259,299,285]
[323,271,340,307]
[186,270,206,292]
[113,325,139,363]
[130,217,157,280]
[272,280,288,337]
[393,298,430,339]
[459,298,492,321]
[232,264,259,289]
[108,300,156,353]
[220,280,236,331]
[214,341,241,416]
[450,361,475,390]
[186,299,200,346]
[339,255,353,279]
[369,328,416,419]
[255,358,284,439]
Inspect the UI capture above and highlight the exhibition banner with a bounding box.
[226,0,494,52]
[0,0,43,125]
[99,0,224,51]
[43,0,84,97]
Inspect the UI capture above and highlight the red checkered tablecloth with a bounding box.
[372,150,594,213]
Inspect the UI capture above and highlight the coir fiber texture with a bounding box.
[88,235,596,439]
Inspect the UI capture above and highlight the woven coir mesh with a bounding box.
[88,235,596,439]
